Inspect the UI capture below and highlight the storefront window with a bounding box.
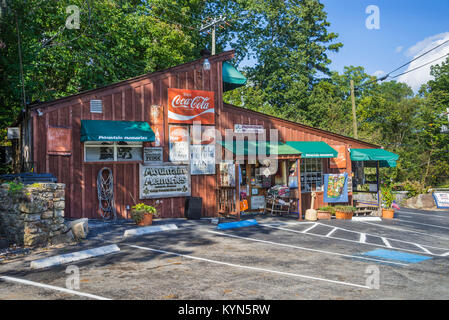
[300,158,323,193]
[84,141,143,162]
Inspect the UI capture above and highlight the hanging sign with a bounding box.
[168,88,215,124]
[143,147,163,164]
[140,163,190,199]
[169,125,190,162]
[323,173,349,203]
[234,124,264,134]
[432,192,449,209]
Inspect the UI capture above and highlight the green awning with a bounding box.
[81,120,155,142]
[285,141,338,158]
[223,61,247,92]
[350,148,399,167]
[219,140,301,156]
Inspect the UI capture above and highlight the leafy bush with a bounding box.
[381,185,395,209]
[318,206,336,214]
[402,180,430,198]
[131,203,159,224]
[334,205,356,213]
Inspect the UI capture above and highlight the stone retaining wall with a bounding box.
[0,183,68,247]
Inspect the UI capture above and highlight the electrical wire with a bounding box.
[389,53,449,79]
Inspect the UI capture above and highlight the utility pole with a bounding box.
[15,12,26,109]
[199,15,227,55]
[350,80,358,139]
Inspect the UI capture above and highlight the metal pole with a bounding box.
[211,25,216,55]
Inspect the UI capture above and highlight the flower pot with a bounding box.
[382,209,395,219]
[335,211,346,220]
[133,210,153,226]
[335,211,353,220]
[317,210,332,220]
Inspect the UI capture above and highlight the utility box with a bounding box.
[185,197,202,220]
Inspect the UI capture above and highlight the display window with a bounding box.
[84,141,143,162]
[300,158,323,193]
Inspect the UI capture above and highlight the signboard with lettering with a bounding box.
[432,192,449,209]
[168,88,215,124]
[169,125,190,162]
[191,144,216,175]
[143,147,163,164]
[139,163,191,199]
[251,195,266,210]
[234,124,264,134]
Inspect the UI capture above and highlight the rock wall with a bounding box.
[0,183,68,247]
[404,193,437,210]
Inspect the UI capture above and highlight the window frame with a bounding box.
[300,158,324,193]
[83,141,143,163]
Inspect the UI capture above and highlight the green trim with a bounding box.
[218,140,301,156]
[284,141,338,158]
[81,120,155,142]
[350,148,399,168]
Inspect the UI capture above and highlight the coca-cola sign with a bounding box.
[168,88,215,124]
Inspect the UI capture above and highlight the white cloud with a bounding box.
[373,70,385,78]
[397,32,449,92]
[395,46,403,54]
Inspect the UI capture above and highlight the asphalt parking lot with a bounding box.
[1,208,449,300]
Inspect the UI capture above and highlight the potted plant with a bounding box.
[317,206,335,220]
[131,203,159,226]
[334,205,356,220]
[381,185,395,219]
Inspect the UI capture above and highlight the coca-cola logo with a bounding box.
[171,95,211,110]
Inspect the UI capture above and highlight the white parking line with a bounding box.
[359,221,449,241]
[302,223,318,233]
[206,230,408,266]
[124,243,371,289]
[360,233,367,244]
[381,237,392,248]
[397,210,449,219]
[0,276,111,300]
[414,244,432,255]
[394,219,449,230]
[326,227,338,237]
[263,223,446,256]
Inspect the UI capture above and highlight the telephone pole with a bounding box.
[199,15,227,55]
[350,80,358,139]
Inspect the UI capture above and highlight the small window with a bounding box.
[90,100,103,113]
[84,141,142,162]
[301,158,324,193]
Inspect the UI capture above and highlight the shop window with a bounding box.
[84,141,142,162]
[300,158,323,193]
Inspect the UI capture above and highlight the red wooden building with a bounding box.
[13,49,389,220]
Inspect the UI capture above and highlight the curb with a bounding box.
[123,224,178,238]
[352,216,382,222]
[30,244,120,269]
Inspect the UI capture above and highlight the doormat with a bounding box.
[361,248,432,264]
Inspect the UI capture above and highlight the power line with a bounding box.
[387,38,449,76]
[389,53,449,79]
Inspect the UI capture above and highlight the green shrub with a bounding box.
[318,206,336,214]
[131,203,159,224]
[334,205,356,213]
[381,185,395,209]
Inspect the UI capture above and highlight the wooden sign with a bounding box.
[47,127,72,156]
[168,88,215,124]
[139,163,190,199]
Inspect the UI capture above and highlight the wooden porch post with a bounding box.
[235,161,240,221]
[297,157,302,221]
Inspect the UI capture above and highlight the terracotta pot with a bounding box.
[335,211,353,220]
[382,209,395,219]
[317,211,332,220]
[137,212,153,226]
[335,211,346,220]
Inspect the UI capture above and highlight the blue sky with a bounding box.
[236,0,449,91]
